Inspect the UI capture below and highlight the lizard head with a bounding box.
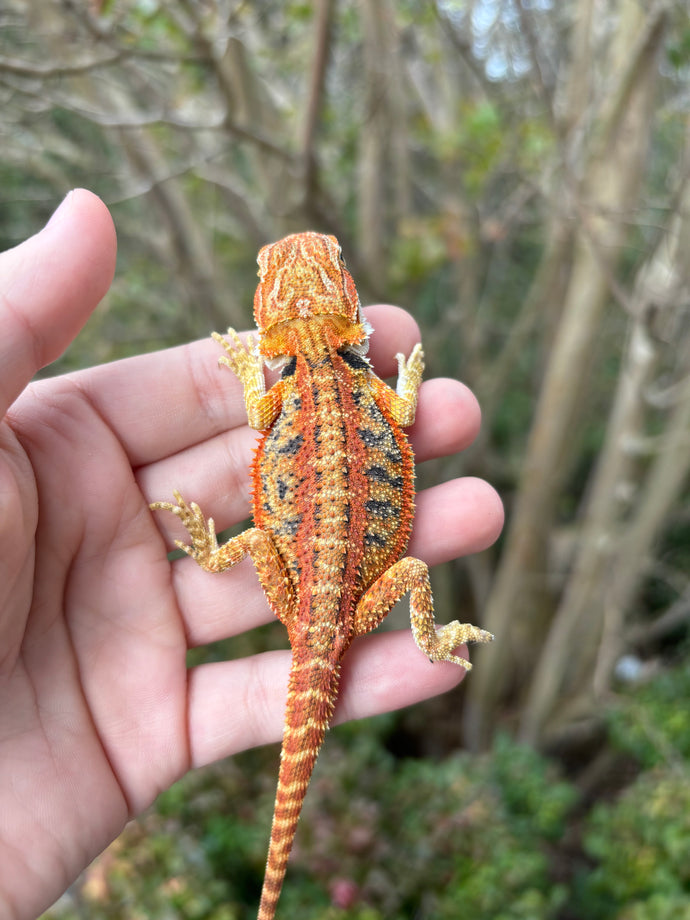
[253,232,371,360]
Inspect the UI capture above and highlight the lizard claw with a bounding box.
[151,491,219,561]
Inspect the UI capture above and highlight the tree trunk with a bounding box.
[465,1,668,749]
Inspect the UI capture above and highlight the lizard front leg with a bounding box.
[369,342,424,427]
[212,329,284,430]
[151,491,296,626]
[354,556,493,669]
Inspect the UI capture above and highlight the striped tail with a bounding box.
[257,650,342,920]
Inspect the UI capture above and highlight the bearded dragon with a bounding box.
[151,232,492,918]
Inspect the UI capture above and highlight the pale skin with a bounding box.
[0,190,504,920]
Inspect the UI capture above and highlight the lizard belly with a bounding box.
[251,352,415,631]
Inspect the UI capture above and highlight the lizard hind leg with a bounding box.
[150,492,296,624]
[354,556,493,669]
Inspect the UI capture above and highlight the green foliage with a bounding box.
[572,666,690,918]
[0,163,54,251]
[43,728,575,919]
[577,768,690,919]
[645,519,690,618]
[451,101,506,196]
[42,706,690,920]
[288,727,573,918]
[490,382,536,458]
[608,663,690,768]
[667,26,690,69]
[488,733,577,839]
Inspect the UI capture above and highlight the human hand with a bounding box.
[0,190,503,919]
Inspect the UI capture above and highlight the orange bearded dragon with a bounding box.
[152,232,492,918]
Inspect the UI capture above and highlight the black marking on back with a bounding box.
[280,514,302,536]
[281,356,297,378]
[364,531,387,547]
[339,349,370,371]
[366,465,404,489]
[277,434,304,455]
[366,498,396,518]
[358,427,387,449]
[386,445,403,464]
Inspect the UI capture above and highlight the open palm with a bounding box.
[0,190,503,920]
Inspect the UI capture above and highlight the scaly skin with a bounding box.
[151,232,492,919]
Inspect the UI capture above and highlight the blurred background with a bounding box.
[4,1,690,917]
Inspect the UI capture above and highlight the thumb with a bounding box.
[0,189,116,416]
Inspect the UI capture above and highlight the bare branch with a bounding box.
[0,51,124,77]
[300,0,334,205]
[432,0,493,97]
[467,0,668,749]
[630,587,690,646]
[515,2,556,125]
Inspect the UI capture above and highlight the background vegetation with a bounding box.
[2,0,689,916]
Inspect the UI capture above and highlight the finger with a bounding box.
[0,432,35,674]
[139,409,259,529]
[170,476,502,648]
[70,337,252,471]
[362,304,421,373]
[0,190,116,417]
[411,377,480,457]
[188,630,473,767]
[63,305,423,469]
[141,377,480,542]
[409,476,504,561]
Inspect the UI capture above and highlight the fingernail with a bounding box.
[45,190,75,228]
